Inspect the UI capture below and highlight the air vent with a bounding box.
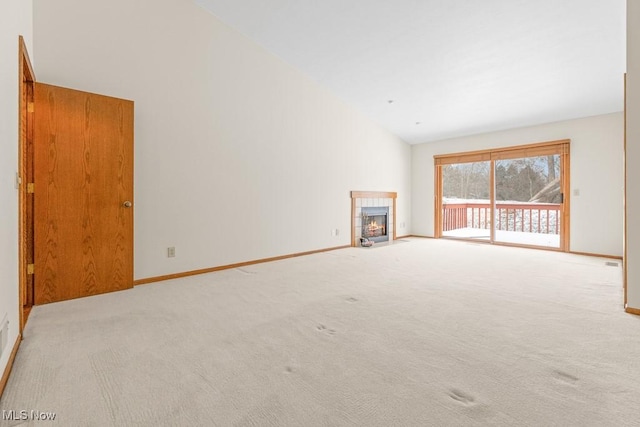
[605,261,619,267]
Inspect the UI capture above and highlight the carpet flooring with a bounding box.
[1,238,639,426]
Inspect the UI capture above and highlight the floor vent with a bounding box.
[605,261,619,267]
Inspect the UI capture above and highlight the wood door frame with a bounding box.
[433,139,571,252]
[434,167,443,238]
[18,36,35,334]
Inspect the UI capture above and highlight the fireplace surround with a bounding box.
[350,191,397,247]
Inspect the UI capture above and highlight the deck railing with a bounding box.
[442,203,561,234]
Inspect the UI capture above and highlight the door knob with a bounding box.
[123,201,132,208]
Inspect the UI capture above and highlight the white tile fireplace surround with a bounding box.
[350,191,397,247]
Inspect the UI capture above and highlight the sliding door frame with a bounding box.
[434,139,571,252]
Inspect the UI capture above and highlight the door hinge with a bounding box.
[27,264,34,275]
[27,183,34,193]
[27,102,34,113]
[560,193,564,203]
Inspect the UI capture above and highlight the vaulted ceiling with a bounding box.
[194,0,626,144]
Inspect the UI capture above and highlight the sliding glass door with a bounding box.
[435,140,569,251]
[494,155,561,248]
[441,161,491,240]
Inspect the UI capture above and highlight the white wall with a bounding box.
[627,0,640,309]
[32,0,411,280]
[412,113,624,256]
[0,0,31,378]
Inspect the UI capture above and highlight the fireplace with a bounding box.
[361,207,389,243]
[350,191,397,247]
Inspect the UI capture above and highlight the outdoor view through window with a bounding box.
[442,155,561,248]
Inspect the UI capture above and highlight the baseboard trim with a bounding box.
[404,235,434,239]
[134,245,352,285]
[395,235,414,239]
[625,306,640,316]
[569,251,623,260]
[0,333,22,399]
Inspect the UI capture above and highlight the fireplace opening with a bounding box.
[361,207,389,243]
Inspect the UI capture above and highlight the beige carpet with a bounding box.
[1,238,639,426]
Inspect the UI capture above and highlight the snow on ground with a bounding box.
[443,227,560,248]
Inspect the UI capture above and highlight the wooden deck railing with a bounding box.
[442,202,561,234]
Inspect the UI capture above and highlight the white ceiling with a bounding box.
[193,0,626,144]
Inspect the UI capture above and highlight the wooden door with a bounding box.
[34,83,134,304]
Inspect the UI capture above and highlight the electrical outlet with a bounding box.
[167,247,176,258]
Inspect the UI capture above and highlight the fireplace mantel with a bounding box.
[350,191,397,247]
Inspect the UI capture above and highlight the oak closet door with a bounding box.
[34,83,134,304]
